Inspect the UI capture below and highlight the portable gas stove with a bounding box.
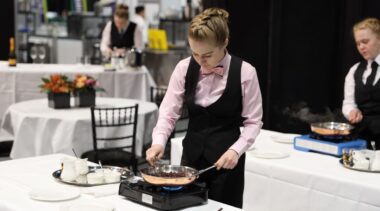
[119,180,208,210]
[294,133,367,156]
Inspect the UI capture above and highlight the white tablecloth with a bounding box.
[170,129,380,211]
[0,62,156,122]
[0,153,242,211]
[1,98,158,158]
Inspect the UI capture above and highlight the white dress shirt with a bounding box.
[132,15,148,46]
[100,20,144,55]
[342,54,380,118]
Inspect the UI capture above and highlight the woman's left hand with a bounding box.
[215,149,239,170]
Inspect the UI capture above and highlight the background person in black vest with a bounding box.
[100,4,143,58]
[342,18,380,148]
[146,8,263,208]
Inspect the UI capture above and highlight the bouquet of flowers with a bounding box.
[38,74,71,93]
[72,74,105,94]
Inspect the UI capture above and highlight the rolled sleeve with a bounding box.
[100,21,111,55]
[342,63,359,119]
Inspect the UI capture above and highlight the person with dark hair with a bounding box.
[146,8,263,208]
[342,17,380,148]
[132,5,148,47]
[135,5,144,14]
[100,4,143,58]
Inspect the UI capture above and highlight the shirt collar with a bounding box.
[120,21,129,33]
[199,51,230,76]
[374,54,380,66]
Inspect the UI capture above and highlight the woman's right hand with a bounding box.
[348,108,363,124]
[146,144,164,166]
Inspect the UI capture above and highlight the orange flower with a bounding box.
[39,74,71,93]
[51,74,61,83]
[76,80,86,88]
[72,74,104,94]
[74,75,88,88]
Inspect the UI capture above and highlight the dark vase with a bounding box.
[48,92,71,109]
[74,89,96,107]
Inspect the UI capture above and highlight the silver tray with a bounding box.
[52,165,133,186]
[339,159,380,173]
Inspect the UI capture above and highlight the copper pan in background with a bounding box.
[310,121,354,136]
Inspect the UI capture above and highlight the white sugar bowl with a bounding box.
[104,171,121,183]
[87,172,104,184]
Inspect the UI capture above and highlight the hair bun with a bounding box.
[204,8,229,21]
[188,7,230,46]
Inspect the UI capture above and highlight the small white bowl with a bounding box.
[87,172,104,184]
[75,175,87,184]
[104,171,121,183]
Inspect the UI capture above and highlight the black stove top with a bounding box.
[119,180,208,210]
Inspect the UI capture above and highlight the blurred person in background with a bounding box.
[100,4,143,58]
[132,5,148,48]
[342,17,380,148]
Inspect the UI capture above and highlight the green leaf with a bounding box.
[95,87,106,92]
[41,78,50,83]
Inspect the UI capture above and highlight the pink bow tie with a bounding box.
[201,65,224,76]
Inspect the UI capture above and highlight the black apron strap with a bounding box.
[184,56,200,106]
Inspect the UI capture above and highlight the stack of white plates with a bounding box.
[250,150,289,159]
[270,133,298,144]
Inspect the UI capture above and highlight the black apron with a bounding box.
[353,61,380,147]
[181,55,246,208]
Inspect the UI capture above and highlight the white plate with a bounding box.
[270,133,298,144]
[29,188,80,202]
[250,150,289,159]
[61,200,114,211]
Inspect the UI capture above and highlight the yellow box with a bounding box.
[148,29,168,50]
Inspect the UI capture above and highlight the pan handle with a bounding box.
[192,165,216,178]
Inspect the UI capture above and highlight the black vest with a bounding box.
[354,61,380,116]
[182,56,244,163]
[110,21,136,49]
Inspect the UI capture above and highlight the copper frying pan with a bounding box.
[140,165,215,186]
[310,121,354,136]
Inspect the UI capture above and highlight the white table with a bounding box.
[1,98,158,159]
[0,62,156,122]
[171,129,380,211]
[0,153,243,211]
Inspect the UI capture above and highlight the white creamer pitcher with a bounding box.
[61,158,78,182]
[75,158,89,175]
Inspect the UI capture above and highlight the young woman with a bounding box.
[342,17,380,148]
[146,8,263,208]
[100,4,143,58]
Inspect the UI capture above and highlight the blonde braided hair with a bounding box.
[353,18,380,37]
[188,8,229,46]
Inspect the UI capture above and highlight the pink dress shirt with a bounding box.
[152,52,263,156]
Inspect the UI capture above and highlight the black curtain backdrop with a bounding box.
[203,0,380,134]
